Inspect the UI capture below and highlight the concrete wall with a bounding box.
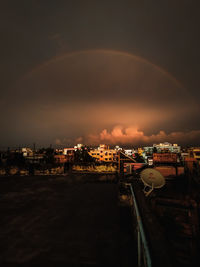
[155,166,184,177]
[0,166,64,176]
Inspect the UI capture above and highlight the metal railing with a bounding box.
[128,184,152,267]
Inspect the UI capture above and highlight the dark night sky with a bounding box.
[0,0,200,147]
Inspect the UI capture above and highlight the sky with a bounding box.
[0,0,200,147]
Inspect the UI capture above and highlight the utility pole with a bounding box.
[118,151,121,174]
[33,143,36,152]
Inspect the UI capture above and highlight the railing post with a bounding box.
[138,226,141,267]
[129,184,152,267]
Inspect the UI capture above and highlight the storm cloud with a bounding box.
[81,126,200,146]
[0,1,200,147]
[2,50,198,146]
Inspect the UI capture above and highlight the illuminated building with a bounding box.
[88,144,117,162]
[74,144,84,151]
[188,147,200,161]
[153,142,181,153]
[124,149,135,157]
[137,148,144,155]
[99,144,109,150]
[124,149,132,156]
[62,148,75,162]
[21,147,33,157]
[54,155,67,163]
[114,145,122,151]
[63,148,75,156]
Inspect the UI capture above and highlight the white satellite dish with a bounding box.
[140,168,165,196]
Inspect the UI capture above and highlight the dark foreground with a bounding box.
[0,174,136,266]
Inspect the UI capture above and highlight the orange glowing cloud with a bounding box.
[80,126,200,146]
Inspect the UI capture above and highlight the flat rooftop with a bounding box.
[0,174,136,266]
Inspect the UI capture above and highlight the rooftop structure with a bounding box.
[21,147,33,157]
[63,148,75,155]
[114,145,122,151]
[74,144,84,151]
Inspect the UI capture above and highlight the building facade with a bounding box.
[153,142,181,153]
[88,144,118,162]
[188,147,200,161]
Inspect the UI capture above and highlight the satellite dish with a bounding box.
[140,168,165,196]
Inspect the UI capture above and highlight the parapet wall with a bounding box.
[72,164,117,173]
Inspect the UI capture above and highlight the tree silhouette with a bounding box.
[74,146,94,163]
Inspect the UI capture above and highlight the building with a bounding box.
[188,147,200,161]
[153,142,181,153]
[181,152,189,162]
[55,148,63,154]
[25,154,44,164]
[62,148,75,162]
[21,147,33,157]
[63,148,75,156]
[137,147,144,156]
[124,149,134,157]
[54,154,67,164]
[74,144,84,151]
[88,144,118,162]
[143,146,154,155]
[114,145,122,151]
[153,153,178,164]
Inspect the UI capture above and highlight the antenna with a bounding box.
[140,168,165,196]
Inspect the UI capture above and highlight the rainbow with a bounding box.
[22,49,184,89]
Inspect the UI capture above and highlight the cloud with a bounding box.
[76,136,83,143]
[4,50,199,146]
[55,138,62,145]
[55,137,74,146]
[81,126,200,146]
